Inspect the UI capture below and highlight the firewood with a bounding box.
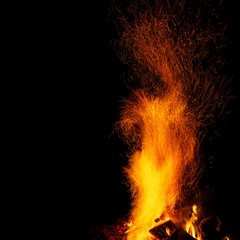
[149,220,177,239]
[169,228,196,240]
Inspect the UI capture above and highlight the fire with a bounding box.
[185,205,201,240]
[120,90,198,239]
[113,0,229,239]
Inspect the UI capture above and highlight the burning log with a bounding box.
[199,215,221,240]
[198,215,236,240]
[149,221,196,240]
[149,220,177,239]
[169,228,196,240]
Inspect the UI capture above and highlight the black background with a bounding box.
[86,0,240,234]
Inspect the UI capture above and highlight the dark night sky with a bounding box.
[86,0,240,234]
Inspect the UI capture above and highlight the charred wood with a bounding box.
[149,220,177,239]
[169,228,196,240]
[149,221,198,240]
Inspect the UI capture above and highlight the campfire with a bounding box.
[88,0,239,239]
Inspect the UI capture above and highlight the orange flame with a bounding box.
[185,205,201,240]
[120,86,199,239]
[113,1,229,239]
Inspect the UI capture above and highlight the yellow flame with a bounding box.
[185,205,202,240]
[121,90,198,239]
[165,227,170,236]
[222,237,231,240]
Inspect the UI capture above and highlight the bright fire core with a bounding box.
[121,90,200,239]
